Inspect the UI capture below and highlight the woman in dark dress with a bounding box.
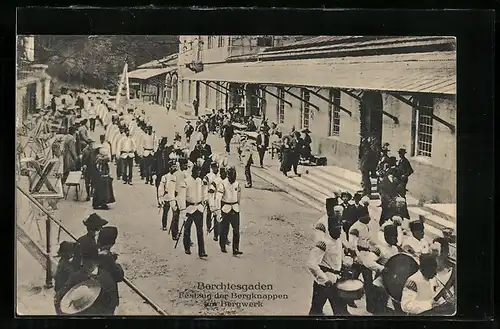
[301,128,312,161]
[92,148,115,210]
[280,136,292,177]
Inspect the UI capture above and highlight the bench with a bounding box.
[64,171,82,201]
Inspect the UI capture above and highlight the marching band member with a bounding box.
[401,253,441,314]
[155,137,173,202]
[348,214,377,313]
[172,158,190,241]
[140,126,155,185]
[88,102,97,132]
[134,124,145,179]
[96,99,107,127]
[158,161,177,234]
[362,224,401,315]
[379,215,405,248]
[107,122,120,161]
[307,215,349,315]
[117,129,136,185]
[178,164,208,257]
[214,166,242,255]
[401,218,431,259]
[203,161,220,241]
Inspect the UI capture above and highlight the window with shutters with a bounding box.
[328,89,341,136]
[414,96,434,157]
[276,87,285,124]
[207,36,214,49]
[300,89,311,129]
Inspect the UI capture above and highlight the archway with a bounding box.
[171,73,178,110]
[359,91,383,145]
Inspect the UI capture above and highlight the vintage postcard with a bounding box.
[16,34,456,316]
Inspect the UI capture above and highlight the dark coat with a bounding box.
[396,157,414,180]
[256,133,269,150]
[72,233,98,269]
[154,147,172,177]
[63,135,78,173]
[54,258,76,294]
[96,251,125,312]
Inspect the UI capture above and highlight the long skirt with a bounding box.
[280,151,292,173]
[92,176,115,208]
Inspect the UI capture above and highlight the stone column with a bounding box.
[36,80,43,109]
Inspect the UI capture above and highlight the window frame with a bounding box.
[276,87,285,124]
[414,96,434,158]
[328,89,341,137]
[300,88,311,129]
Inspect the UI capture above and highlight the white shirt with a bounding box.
[119,137,136,153]
[307,234,344,285]
[402,235,431,259]
[142,134,155,156]
[349,220,372,250]
[401,271,440,314]
[364,240,399,287]
[178,176,204,214]
[217,179,241,213]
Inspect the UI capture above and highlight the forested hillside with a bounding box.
[35,35,179,91]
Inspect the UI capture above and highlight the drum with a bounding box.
[58,277,102,315]
[382,253,419,303]
[336,279,364,302]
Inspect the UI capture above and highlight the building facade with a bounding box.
[176,35,309,117]
[177,36,456,203]
[16,35,52,128]
[128,54,178,109]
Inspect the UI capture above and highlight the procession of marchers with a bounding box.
[17,87,455,316]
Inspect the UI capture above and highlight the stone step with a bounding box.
[308,167,380,199]
[407,206,456,231]
[307,168,362,194]
[422,204,456,223]
[252,168,323,212]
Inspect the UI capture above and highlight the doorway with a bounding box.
[359,91,383,144]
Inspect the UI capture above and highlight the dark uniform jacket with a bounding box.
[72,233,98,269]
[54,258,76,294]
[256,133,270,151]
[154,146,172,177]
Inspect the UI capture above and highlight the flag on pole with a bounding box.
[115,63,130,109]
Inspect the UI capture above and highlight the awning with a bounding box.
[187,51,456,94]
[127,67,174,80]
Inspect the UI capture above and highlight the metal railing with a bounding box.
[16,184,168,316]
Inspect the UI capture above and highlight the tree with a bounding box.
[35,35,179,90]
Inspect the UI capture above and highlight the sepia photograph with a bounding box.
[16,34,456,317]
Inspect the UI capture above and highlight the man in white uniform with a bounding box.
[158,161,178,236]
[214,166,242,255]
[142,126,155,185]
[178,164,207,258]
[401,254,442,314]
[307,217,349,315]
[203,162,220,241]
[118,129,136,184]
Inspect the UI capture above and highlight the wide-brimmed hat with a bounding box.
[83,213,108,229]
[381,142,390,151]
[340,191,352,201]
[56,241,76,257]
[301,128,311,134]
[398,146,407,154]
[97,226,118,248]
[59,278,101,315]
